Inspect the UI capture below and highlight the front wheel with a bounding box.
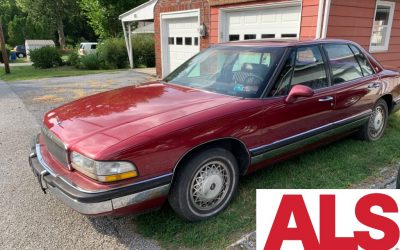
[357,99,388,141]
[168,148,239,222]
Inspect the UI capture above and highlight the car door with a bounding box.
[251,45,338,167]
[322,43,379,122]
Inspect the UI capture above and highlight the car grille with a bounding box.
[41,125,69,168]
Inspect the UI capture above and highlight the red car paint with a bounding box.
[37,39,400,215]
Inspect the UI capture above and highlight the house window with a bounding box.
[194,37,199,46]
[244,34,256,40]
[370,1,395,52]
[229,35,240,41]
[262,34,275,39]
[176,37,183,45]
[185,37,192,45]
[168,37,174,45]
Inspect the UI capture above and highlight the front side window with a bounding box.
[165,46,285,98]
[270,46,328,96]
[370,1,396,52]
[324,44,363,84]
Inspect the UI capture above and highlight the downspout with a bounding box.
[321,0,332,38]
[316,0,325,39]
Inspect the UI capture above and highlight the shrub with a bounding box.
[80,53,101,70]
[30,46,62,69]
[132,34,155,68]
[97,38,128,69]
[67,51,80,68]
[0,49,11,63]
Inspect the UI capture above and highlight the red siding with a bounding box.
[327,0,400,69]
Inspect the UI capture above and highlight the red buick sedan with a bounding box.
[29,39,400,221]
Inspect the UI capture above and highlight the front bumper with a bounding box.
[28,137,171,215]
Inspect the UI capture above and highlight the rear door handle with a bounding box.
[368,82,381,89]
[319,96,334,102]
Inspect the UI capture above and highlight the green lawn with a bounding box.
[136,111,400,249]
[0,66,124,82]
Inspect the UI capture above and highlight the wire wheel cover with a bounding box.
[369,106,385,138]
[190,160,230,211]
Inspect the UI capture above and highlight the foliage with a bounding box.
[97,38,128,69]
[66,51,80,68]
[80,53,101,70]
[78,0,147,38]
[30,46,62,69]
[132,34,155,68]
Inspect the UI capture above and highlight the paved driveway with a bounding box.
[0,71,162,250]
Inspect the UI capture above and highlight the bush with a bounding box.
[132,34,155,68]
[0,49,11,63]
[67,51,80,68]
[80,54,101,70]
[97,38,128,69]
[30,46,62,69]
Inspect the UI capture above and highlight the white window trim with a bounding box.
[369,0,396,53]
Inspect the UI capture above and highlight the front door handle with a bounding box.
[368,82,381,89]
[319,96,334,102]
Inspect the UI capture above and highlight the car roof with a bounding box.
[219,39,355,47]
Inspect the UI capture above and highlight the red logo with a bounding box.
[257,190,400,250]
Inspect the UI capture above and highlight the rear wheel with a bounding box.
[168,148,239,222]
[357,99,388,141]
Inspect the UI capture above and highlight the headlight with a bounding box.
[70,152,138,182]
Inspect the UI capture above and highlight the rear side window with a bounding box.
[323,44,363,84]
[349,44,374,76]
[91,44,97,49]
[270,46,328,96]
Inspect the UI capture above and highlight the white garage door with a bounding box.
[224,5,301,42]
[164,17,200,75]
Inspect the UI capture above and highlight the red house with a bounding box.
[154,0,400,77]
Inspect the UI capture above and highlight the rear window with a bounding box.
[323,44,363,84]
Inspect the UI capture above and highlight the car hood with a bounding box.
[43,82,237,157]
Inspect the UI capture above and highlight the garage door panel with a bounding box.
[164,16,200,75]
[225,5,301,41]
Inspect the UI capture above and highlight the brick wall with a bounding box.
[327,0,400,69]
[154,0,210,76]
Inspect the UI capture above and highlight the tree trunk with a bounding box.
[0,20,10,74]
[57,17,66,49]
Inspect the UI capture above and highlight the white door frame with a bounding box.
[218,0,302,43]
[160,9,200,77]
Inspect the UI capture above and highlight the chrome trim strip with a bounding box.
[251,117,369,165]
[249,110,372,155]
[48,185,113,215]
[48,183,170,215]
[112,184,170,209]
[35,143,173,194]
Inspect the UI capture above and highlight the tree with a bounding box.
[79,0,147,38]
[16,0,79,48]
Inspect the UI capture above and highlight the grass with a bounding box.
[135,111,400,249]
[0,66,125,82]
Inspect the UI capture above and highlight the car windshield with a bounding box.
[164,45,285,98]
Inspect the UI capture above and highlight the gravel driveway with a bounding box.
[0,71,162,250]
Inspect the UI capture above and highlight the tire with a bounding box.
[168,147,239,222]
[356,99,388,142]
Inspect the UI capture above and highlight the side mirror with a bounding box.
[285,85,314,103]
